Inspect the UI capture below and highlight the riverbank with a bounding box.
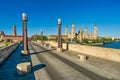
[79,40,119,47]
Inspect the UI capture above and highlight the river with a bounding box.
[100,41,120,49]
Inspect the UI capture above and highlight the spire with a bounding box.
[72,21,74,24]
[12,24,17,36]
[85,26,88,34]
[65,25,68,36]
[94,24,98,39]
[71,22,76,39]
[80,27,82,32]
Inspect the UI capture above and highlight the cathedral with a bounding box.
[65,23,98,42]
[48,22,98,42]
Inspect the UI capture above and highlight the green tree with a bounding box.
[31,35,48,41]
[0,39,4,43]
[6,39,10,42]
[82,38,89,43]
[43,36,48,41]
[72,37,79,43]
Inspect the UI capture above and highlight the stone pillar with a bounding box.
[66,40,69,50]
[22,13,29,55]
[57,19,62,52]
[41,29,43,45]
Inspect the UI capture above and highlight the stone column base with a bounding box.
[21,50,29,55]
[16,62,31,76]
[57,48,62,52]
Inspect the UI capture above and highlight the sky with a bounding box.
[0,0,120,38]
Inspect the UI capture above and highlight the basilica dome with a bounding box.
[0,31,5,36]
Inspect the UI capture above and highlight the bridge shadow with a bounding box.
[30,48,56,55]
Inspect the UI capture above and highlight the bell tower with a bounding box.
[94,24,98,40]
[71,22,76,39]
[65,26,68,36]
[12,24,17,36]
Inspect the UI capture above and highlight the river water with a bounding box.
[99,41,120,49]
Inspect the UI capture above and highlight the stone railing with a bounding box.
[0,43,19,65]
[44,41,120,63]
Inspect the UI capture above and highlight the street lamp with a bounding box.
[57,18,62,52]
[22,13,29,55]
[41,29,43,45]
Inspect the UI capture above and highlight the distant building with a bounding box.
[47,35,68,41]
[47,22,98,42]
[78,25,98,42]
[71,22,76,39]
[12,24,17,36]
[0,24,31,42]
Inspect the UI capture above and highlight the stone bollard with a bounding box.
[16,62,31,76]
[78,54,86,61]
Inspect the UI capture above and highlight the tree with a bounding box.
[82,38,89,43]
[43,36,48,41]
[31,35,48,41]
[0,39,4,43]
[72,37,79,43]
[6,39,10,42]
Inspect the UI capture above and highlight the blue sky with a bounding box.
[0,0,120,38]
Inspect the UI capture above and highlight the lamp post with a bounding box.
[22,13,29,55]
[57,18,62,52]
[41,29,43,45]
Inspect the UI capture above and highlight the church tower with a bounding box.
[78,27,83,42]
[65,26,68,36]
[94,24,98,40]
[84,27,89,39]
[71,22,76,39]
[12,24,17,36]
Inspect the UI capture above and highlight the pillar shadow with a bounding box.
[30,49,56,55]
[32,64,46,72]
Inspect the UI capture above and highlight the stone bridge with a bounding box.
[44,41,120,63]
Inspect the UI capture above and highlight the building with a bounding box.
[47,35,68,41]
[47,22,98,42]
[12,24,17,36]
[78,25,98,42]
[0,25,31,42]
[71,22,76,39]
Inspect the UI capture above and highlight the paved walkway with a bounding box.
[29,42,107,80]
[29,41,120,80]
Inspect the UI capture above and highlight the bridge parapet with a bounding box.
[0,43,19,65]
[44,41,120,63]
